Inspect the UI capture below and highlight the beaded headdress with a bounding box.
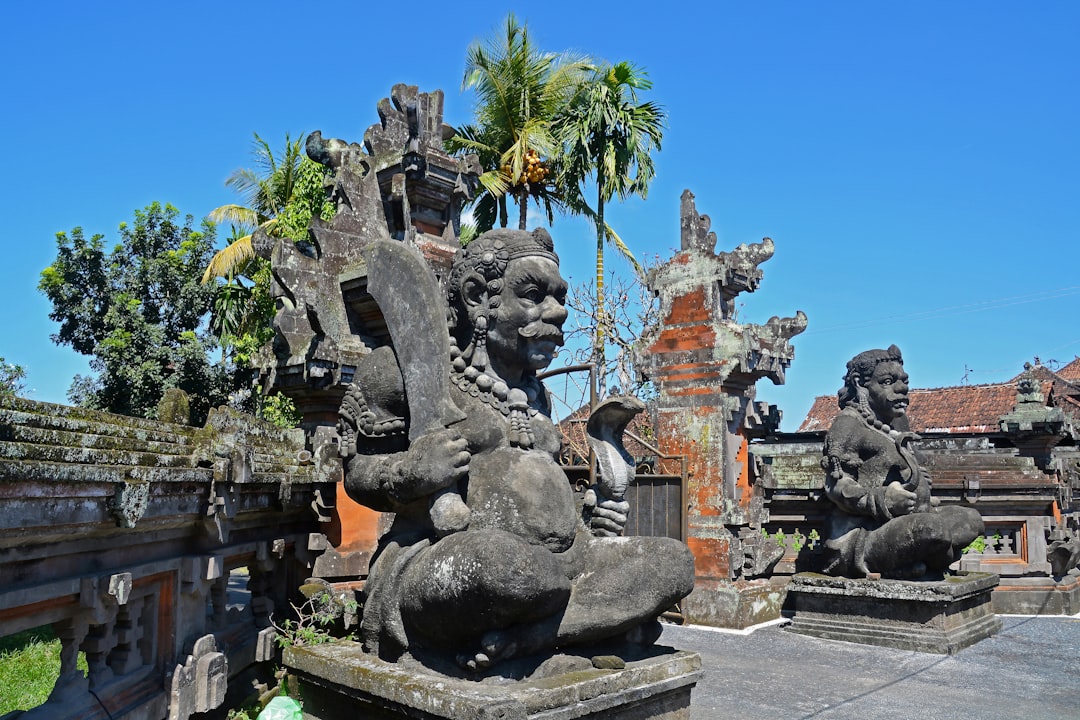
[448,228,558,304]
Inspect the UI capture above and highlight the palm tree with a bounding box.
[203,133,331,368]
[202,132,310,282]
[449,14,590,231]
[557,62,665,377]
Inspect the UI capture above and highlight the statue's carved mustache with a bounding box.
[519,323,564,345]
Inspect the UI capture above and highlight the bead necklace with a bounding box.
[450,342,539,449]
[855,403,903,441]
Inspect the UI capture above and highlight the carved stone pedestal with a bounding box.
[285,641,701,720]
[785,571,1001,654]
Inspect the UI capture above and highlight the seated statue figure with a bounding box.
[339,228,694,671]
[820,345,984,579]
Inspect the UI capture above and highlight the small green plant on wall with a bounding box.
[272,583,359,649]
[962,532,1003,555]
[763,527,820,553]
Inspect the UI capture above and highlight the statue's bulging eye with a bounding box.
[522,286,545,303]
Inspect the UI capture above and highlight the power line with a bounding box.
[803,285,1080,336]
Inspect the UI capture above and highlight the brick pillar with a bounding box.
[637,190,806,627]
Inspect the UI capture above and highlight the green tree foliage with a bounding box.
[202,133,333,428]
[556,62,665,379]
[203,133,333,284]
[39,202,229,424]
[205,134,334,361]
[449,14,589,232]
[0,358,26,399]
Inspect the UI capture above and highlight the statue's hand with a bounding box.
[588,492,630,537]
[885,480,917,517]
[393,428,470,500]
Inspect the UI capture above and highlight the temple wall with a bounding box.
[0,397,331,719]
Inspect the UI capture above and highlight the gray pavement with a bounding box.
[660,615,1080,720]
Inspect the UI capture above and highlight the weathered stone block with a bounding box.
[786,571,1001,654]
[285,641,701,720]
[682,578,788,628]
[989,573,1080,615]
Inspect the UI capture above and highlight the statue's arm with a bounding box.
[822,415,893,522]
[582,396,645,537]
[343,430,469,513]
[339,353,470,513]
[344,450,412,512]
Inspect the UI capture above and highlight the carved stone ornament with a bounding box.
[109,480,149,528]
[168,634,229,720]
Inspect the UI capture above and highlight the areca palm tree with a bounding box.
[557,62,665,375]
[449,14,590,231]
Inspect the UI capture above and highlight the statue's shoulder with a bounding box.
[824,408,870,449]
[827,407,862,430]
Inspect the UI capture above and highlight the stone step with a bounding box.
[2,421,193,456]
[0,458,212,484]
[0,440,199,468]
[1,402,196,446]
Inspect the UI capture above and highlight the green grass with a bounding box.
[0,626,87,714]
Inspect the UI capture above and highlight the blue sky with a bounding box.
[1,2,1076,431]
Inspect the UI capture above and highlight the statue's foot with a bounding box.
[456,628,519,672]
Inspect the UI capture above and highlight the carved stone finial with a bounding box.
[1015,366,1043,402]
[680,189,717,253]
[158,388,191,426]
[999,364,1069,442]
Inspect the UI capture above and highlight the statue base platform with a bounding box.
[284,641,702,720]
[785,571,1001,654]
[990,572,1080,615]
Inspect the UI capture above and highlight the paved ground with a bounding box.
[659,615,1080,720]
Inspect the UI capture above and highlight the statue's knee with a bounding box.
[464,533,573,617]
[669,540,696,594]
[638,537,695,597]
[905,517,949,545]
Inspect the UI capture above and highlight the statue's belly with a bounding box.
[466,448,578,553]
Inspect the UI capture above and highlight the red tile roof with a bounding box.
[1009,358,1080,384]
[556,403,657,465]
[798,380,1054,434]
[1053,357,1080,381]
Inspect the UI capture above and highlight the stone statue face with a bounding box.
[865,360,909,424]
[486,256,568,375]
